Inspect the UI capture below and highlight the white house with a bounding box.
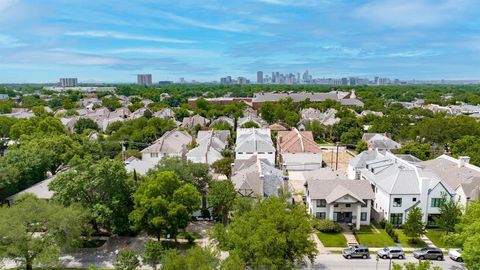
[125,130,192,175]
[419,155,480,207]
[186,130,230,165]
[305,171,374,230]
[350,151,455,225]
[235,128,275,165]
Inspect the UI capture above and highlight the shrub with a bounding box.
[313,219,343,233]
[385,222,399,243]
[184,232,196,244]
[379,219,387,229]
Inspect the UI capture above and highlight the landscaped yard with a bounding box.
[355,226,396,247]
[395,229,426,248]
[317,232,348,247]
[426,229,461,248]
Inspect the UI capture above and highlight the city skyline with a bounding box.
[1,0,480,83]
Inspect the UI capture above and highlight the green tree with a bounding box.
[211,157,234,177]
[444,201,480,269]
[208,180,237,225]
[398,143,432,161]
[74,118,99,134]
[403,207,425,243]
[259,102,276,124]
[392,260,442,270]
[162,247,218,270]
[49,157,133,234]
[240,121,259,128]
[220,252,246,270]
[213,196,317,269]
[434,193,461,233]
[102,97,122,111]
[141,241,164,270]
[355,140,368,153]
[129,171,200,240]
[115,248,140,270]
[303,120,326,141]
[155,157,211,196]
[0,194,90,270]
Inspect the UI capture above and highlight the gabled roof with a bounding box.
[141,130,192,154]
[277,129,321,154]
[306,179,374,203]
[181,114,209,128]
[7,176,55,201]
[235,128,275,153]
[419,155,480,190]
[457,177,480,201]
[231,155,286,197]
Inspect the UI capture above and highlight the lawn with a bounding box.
[426,229,461,248]
[395,229,426,248]
[317,232,348,247]
[354,226,396,247]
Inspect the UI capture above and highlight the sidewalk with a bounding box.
[310,233,330,254]
[340,224,359,246]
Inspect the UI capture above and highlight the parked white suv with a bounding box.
[448,249,463,262]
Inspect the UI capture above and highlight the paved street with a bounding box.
[306,254,465,270]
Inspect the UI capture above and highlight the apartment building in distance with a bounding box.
[137,74,153,85]
[59,78,78,87]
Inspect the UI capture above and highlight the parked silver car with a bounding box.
[377,246,405,259]
[343,245,370,259]
[413,247,444,261]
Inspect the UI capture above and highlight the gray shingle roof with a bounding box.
[306,179,374,203]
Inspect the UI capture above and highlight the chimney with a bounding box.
[458,156,470,168]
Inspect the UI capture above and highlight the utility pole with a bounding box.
[335,143,340,170]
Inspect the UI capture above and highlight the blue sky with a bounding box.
[0,0,479,83]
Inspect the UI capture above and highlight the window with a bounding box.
[258,152,264,154]
[431,198,444,207]
[334,203,339,207]
[150,153,158,158]
[361,212,367,221]
[316,199,326,207]
[412,197,417,202]
[315,212,326,219]
[393,198,402,207]
[345,204,351,208]
[390,213,403,225]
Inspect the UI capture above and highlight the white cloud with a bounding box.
[64,31,195,44]
[256,0,322,7]
[354,0,471,27]
[0,0,18,13]
[0,34,25,47]
[109,47,220,58]
[159,11,253,33]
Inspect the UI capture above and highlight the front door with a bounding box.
[344,212,352,223]
[334,212,353,223]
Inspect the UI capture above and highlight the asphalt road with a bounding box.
[306,254,466,270]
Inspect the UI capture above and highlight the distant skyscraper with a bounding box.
[257,71,264,84]
[59,78,78,87]
[179,77,186,83]
[238,76,248,84]
[137,74,152,85]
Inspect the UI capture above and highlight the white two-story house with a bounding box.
[350,151,455,226]
[235,128,275,165]
[304,169,374,230]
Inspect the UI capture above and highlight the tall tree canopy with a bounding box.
[213,196,317,269]
[49,157,134,234]
[129,171,201,240]
[0,194,90,270]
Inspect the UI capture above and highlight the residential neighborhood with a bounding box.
[2,83,480,270]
